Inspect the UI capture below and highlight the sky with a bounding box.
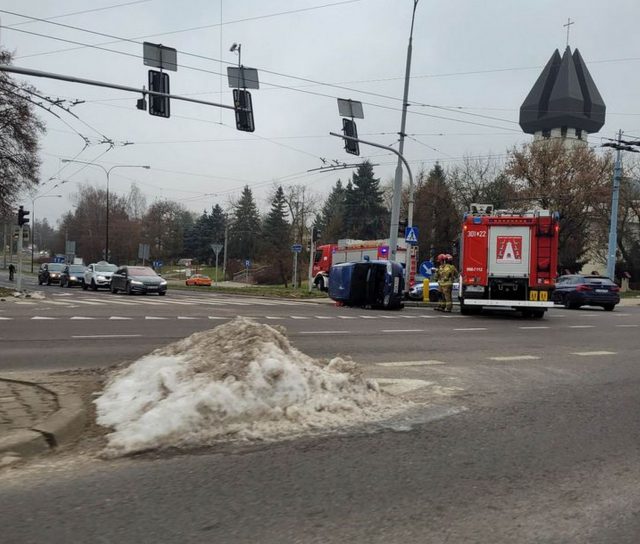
[1,0,639,226]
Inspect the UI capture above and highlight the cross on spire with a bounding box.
[563,17,574,47]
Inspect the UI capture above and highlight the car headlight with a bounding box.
[70,276,77,281]
[130,280,143,285]
[160,280,167,285]
[97,275,106,281]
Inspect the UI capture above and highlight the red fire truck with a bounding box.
[312,239,417,291]
[458,205,559,318]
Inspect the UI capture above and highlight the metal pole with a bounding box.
[30,199,35,273]
[293,251,298,288]
[389,0,419,262]
[106,170,110,261]
[606,129,623,280]
[214,252,219,284]
[222,224,228,281]
[308,237,315,293]
[17,224,23,290]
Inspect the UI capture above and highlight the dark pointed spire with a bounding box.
[519,47,605,135]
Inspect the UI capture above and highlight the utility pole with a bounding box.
[606,130,623,280]
[222,224,229,281]
[389,0,419,262]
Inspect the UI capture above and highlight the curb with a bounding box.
[0,378,88,460]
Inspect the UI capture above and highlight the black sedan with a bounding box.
[110,266,167,296]
[38,262,65,285]
[60,264,87,287]
[552,274,620,311]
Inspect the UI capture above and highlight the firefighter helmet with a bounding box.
[445,253,453,261]
[436,253,446,262]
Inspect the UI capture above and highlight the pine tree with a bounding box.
[229,186,261,260]
[262,186,291,285]
[343,161,387,239]
[315,179,346,243]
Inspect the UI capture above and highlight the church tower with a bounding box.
[519,47,606,146]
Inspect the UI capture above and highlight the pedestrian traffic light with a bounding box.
[342,118,359,155]
[233,89,255,132]
[397,219,407,237]
[148,70,170,118]
[312,226,321,242]
[18,206,29,226]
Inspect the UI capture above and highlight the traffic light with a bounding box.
[148,70,170,118]
[312,226,321,243]
[233,89,255,132]
[342,118,359,155]
[398,219,407,237]
[18,206,29,226]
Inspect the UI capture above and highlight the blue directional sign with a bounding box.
[291,244,303,253]
[405,226,419,244]
[245,259,251,268]
[419,260,434,278]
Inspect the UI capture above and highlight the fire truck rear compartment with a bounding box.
[488,277,528,301]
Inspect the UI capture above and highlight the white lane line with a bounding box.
[70,316,96,320]
[145,316,168,320]
[381,329,423,333]
[571,351,617,356]
[72,334,142,339]
[315,316,333,320]
[568,325,595,329]
[419,315,437,319]
[31,316,56,320]
[400,315,418,319]
[41,300,74,306]
[0,317,13,320]
[489,355,541,361]
[616,324,639,328]
[454,327,488,331]
[149,300,193,305]
[126,300,164,306]
[266,316,284,320]
[300,330,349,335]
[359,315,378,319]
[68,300,104,305]
[91,299,136,306]
[208,316,228,320]
[177,316,199,320]
[109,316,132,320]
[15,302,36,305]
[338,316,357,319]
[519,326,549,330]
[290,316,310,320]
[377,360,446,367]
[375,378,434,396]
[380,315,399,319]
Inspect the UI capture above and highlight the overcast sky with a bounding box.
[2,0,639,226]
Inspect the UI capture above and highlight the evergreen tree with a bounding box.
[343,161,387,239]
[262,186,291,285]
[229,186,261,260]
[315,179,346,243]
[413,163,459,261]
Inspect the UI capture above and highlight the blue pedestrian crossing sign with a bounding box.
[405,226,419,244]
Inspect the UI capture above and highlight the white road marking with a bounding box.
[70,316,96,320]
[15,302,36,305]
[489,355,541,361]
[380,315,399,319]
[145,316,168,320]
[177,316,199,320]
[72,334,142,339]
[377,360,446,367]
[299,331,349,335]
[454,327,487,331]
[359,315,378,319]
[290,316,310,320]
[381,329,423,333]
[265,316,284,320]
[0,317,13,320]
[207,316,228,320]
[315,316,333,320]
[519,326,549,330]
[67,299,103,305]
[31,316,56,320]
[42,300,74,306]
[88,299,136,306]
[338,316,357,319]
[375,378,434,396]
[126,300,164,306]
[616,324,639,328]
[571,351,617,356]
[568,325,595,329]
[109,316,132,320]
[400,315,418,319]
[418,315,437,319]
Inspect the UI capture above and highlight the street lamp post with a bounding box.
[61,160,150,261]
[31,194,62,273]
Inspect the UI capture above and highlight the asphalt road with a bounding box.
[1,282,639,543]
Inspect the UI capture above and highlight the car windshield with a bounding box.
[68,265,85,273]
[95,264,117,272]
[128,267,157,276]
[48,263,65,272]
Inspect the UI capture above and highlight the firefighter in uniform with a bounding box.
[434,254,459,312]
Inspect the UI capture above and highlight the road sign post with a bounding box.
[291,244,302,288]
[211,243,223,284]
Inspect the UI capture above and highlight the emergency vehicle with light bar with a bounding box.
[312,239,416,291]
[458,204,560,318]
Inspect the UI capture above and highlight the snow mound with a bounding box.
[95,317,405,456]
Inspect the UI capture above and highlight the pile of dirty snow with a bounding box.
[95,317,405,456]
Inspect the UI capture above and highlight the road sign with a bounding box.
[138,243,150,260]
[227,66,260,89]
[245,259,251,269]
[153,260,163,269]
[405,226,419,244]
[143,42,178,71]
[291,244,303,253]
[419,260,434,278]
[210,243,223,255]
[337,98,364,119]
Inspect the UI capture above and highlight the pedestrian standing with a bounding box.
[432,254,447,311]
[435,254,459,312]
[8,263,15,281]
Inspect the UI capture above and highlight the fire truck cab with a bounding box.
[459,204,559,318]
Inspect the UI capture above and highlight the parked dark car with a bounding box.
[329,260,404,309]
[552,274,620,311]
[60,264,87,288]
[110,266,167,296]
[38,262,65,285]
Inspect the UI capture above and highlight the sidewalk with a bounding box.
[0,372,98,466]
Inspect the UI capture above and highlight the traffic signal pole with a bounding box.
[606,130,623,280]
[330,132,415,294]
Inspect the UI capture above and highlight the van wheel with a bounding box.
[603,304,615,311]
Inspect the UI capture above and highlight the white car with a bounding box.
[408,280,461,302]
[83,261,118,291]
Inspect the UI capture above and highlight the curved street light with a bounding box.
[61,160,150,261]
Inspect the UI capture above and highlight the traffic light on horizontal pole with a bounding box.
[18,205,30,226]
[148,69,170,118]
[342,118,359,155]
[233,89,255,132]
